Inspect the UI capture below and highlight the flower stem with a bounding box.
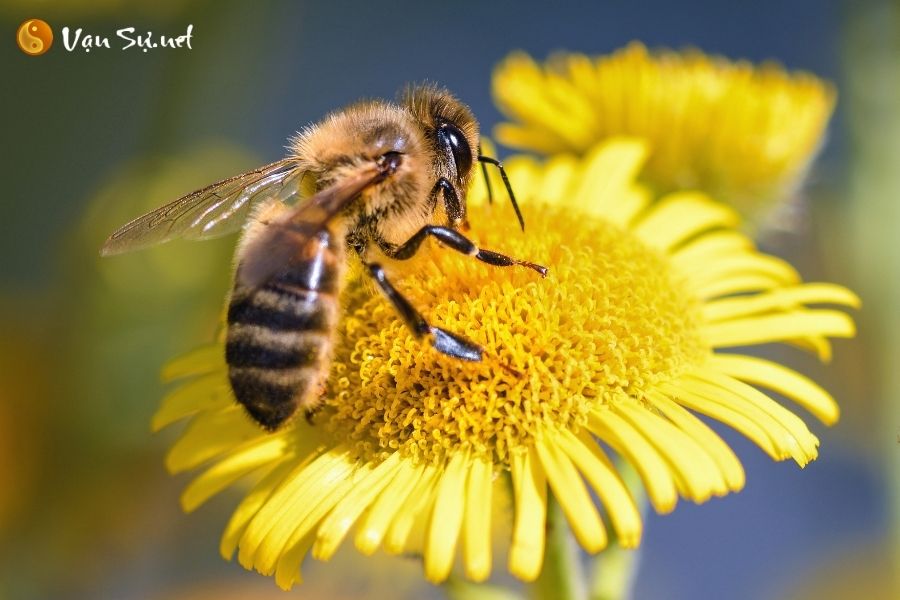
[531,492,585,600]
[588,460,645,600]
[444,575,523,600]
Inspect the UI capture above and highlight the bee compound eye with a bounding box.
[437,122,473,178]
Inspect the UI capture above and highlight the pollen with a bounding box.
[324,201,707,465]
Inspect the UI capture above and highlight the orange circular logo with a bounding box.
[16,19,53,56]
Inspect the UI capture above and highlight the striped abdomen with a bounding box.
[226,230,343,430]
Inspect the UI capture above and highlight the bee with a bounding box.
[102,85,547,430]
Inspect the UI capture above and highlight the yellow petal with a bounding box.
[696,274,780,299]
[220,459,299,560]
[384,464,440,555]
[161,345,225,382]
[670,231,753,271]
[702,283,861,323]
[166,407,260,473]
[312,452,403,561]
[535,432,607,553]
[182,433,290,512]
[462,455,494,582]
[273,532,315,590]
[424,452,469,583]
[685,254,799,290]
[679,373,816,466]
[273,467,360,589]
[710,354,840,424]
[152,373,231,431]
[647,391,745,491]
[238,446,354,572]
[536,154,579,205]
[571,138,650,225]
[494,124,570,155]
[692,368,820,463]
[557,430,642,548]
[508,447,547,582]
[355,460,425,555]
[703,310,856,348]
[613,402,728,502]
[588,409,678,513]
[633,192,739,252]
[785,335,833,362]
[661,380,782,461]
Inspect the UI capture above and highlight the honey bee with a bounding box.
[102,85,547,430]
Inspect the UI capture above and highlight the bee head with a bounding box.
[401,84,480,228]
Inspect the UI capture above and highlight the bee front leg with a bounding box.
[384,226,548,276]
[365,263,483,362]
[429,177,465,228]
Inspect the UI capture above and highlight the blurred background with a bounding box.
[1,0,897,598]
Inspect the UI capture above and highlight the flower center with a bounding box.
[323,202,707,465]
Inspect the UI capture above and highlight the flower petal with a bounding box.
[646,390,745,491]
[182,432,291,512]
[661,380,782,460]
[702,283,861,323]
[633,192,739,252]
[384,463,440,555]
[588,409,678,513]
[670,231,753,271]
[570,139,651,226]
[273,465,362,589]
[162,345,225,382]
[535,431,607,553]
[424,452,469,583]
[463,455,494,582]
[238,445,354,573]
[152,373,230,431]
[556,429,643,548]
[703,309,856,348]
[612,402,728,502]
[709,353,839,424]
[166,407,261,473]
[694,368,821,453]
[684,254,799,290]
[220,460,299,560]
[695,274,781,299]
[508,447,547,582]
[355,460,426,555]
[312,452,403,561]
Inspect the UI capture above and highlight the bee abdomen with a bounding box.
[226,282,337,430]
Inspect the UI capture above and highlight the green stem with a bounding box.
[589,460,645,600]
[531,493,585,600]
[444,575,523,600]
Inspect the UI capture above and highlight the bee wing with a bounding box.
[100,159,306,256]
[237,164,386,289]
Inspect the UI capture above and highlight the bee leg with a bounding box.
[429,177,466,228]
[365,263,483,362]
[384,226,548,277]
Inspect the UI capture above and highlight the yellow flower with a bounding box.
[154,139,857,589]
[493,43,836,220]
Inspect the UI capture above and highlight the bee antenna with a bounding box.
[478,155,525,231]
[478,144,495,205]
